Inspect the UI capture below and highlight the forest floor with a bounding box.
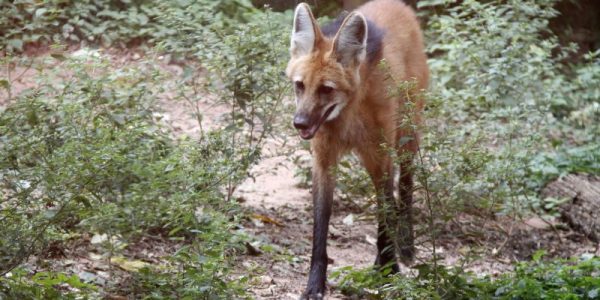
[3,48,598,299]
[151,52,598,299]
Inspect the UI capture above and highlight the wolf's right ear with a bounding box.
[290,3,320,58]
[332,12,367,68]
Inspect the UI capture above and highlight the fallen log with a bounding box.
[542,174,600,242]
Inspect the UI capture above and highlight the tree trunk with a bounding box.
[542,174,600,242]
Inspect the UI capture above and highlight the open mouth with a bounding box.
[298,104,337,140]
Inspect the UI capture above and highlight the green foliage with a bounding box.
[1,0,158,50]
[0,0,259,52]
[426,0,574,107]
[1,1,292,297]
[415,0,599,218]
[0,268,98,299]
[185,6,292,139]
[128,215,248,299]
[333,254,600,299]
[487,253,600,300]
[156,3,292,200]
[0,54,247,298]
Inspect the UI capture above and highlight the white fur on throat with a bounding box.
[326,103,345,121]
[325,92,347,122]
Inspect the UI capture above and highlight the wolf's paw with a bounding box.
[374,253,400,274]
[398,243,415,266]
[300,291,324,300]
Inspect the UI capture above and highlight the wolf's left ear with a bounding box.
[332,12,367,68]
[290,3,320,58]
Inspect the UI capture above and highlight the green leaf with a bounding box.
[73,195,92,208]
[51,53,67,61]
[110,113,126,125]
[34,8,48,19]
[0,79,9,91]
[111,256,152,272]
[7,39,23,51]
[137,13,149,25]
[532,250,546,261]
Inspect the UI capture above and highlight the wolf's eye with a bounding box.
[318,85,334,95]
[294,81,305,92]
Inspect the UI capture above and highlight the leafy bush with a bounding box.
[1,0,292,296]
[180,5,291,135]
[1,0,159,51]
[0,0,259,52]
[333,253,600,299]
[412,0,600,218]
[153,4,292,203]
[0,53,247,298]
[0,268,98,299]
[420,0,555,213]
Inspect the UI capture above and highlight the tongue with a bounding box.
[296,104,337,140]
[299,127,316,140]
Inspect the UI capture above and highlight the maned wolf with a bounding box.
[285,0,428,298]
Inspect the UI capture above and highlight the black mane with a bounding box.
[321,12,385,64]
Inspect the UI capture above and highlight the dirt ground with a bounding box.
[2,49,599,299]
[152,57,598,299]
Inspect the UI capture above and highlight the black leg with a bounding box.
[302,165,334,300]
[375,175,400,273]
[397,159,415,264]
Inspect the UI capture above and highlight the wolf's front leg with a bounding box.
[394,152,415,264]
[302,161,335,300]
[357,148,400,273]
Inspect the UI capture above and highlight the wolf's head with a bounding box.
[286,3,368,140]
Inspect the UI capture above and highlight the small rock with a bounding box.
[329,225,342,238]
[365,234,377,246]
[259,275,274,285]
[343,214,355,226]
[90,234,108,245]
[524,217,553,229]
[245,241,262,256]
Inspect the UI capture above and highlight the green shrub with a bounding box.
[0,0,259,52]
[333,253,600,299]
[416,0,599,217]
[0,54,247,298]
[1,1,292,296]
[1,0,158,50]
[0,268,98,299]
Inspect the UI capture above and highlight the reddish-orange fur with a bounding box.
[287,1,428,298]
[287,0,428,171]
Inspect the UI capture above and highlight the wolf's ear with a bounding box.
[332,12,367,67]
[290,3,320,58]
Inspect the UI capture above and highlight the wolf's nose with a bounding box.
[293,114,310,130]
